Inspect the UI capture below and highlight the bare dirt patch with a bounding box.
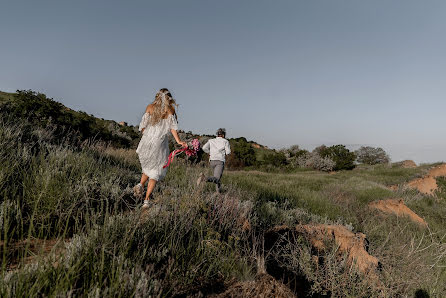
[212,274,296,298]
[266,224,379,275]
[406,164,446,195]
[427,164,446,177]
[369,199,427,227]
[297,225,379,274]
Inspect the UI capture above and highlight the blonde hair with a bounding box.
[149,88,178,126]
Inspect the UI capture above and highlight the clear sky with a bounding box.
[1,0,445,163]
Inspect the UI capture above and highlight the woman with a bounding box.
[133,88,187,208]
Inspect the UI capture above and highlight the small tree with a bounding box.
[355,146,390,165]
[319,145,356,171]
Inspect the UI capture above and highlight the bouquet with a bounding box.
[163,139,201,168]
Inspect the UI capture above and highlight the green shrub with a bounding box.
[228,138,256,168]
[319,145,356,171]
[263,151,287,167]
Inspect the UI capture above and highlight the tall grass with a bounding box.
[226,165,446,296]
[0,118,138,242]
[0,116,257,296]
[2,112,446,296]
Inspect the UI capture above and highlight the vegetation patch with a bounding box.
[2,90,446,296]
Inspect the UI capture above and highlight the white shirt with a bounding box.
[202,137,231,162]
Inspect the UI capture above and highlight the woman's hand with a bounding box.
[170,129,187,148]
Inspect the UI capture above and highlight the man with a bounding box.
[198,128,231,193]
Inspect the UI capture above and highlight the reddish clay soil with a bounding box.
[369,199,427,227]
[406,164,446,195]
[298,225,379,274]
[267,224,379,275]
[213,274,296,298]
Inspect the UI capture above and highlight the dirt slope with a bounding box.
[406,164,446,195]
[369,199,427,226]
[213,274,296,298]
[297,225,379,274]
[267,224,379,275]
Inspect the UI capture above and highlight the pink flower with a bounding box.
[185,139,201,157]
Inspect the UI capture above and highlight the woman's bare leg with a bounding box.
[134,173,149,198]
[140,173,149,186]
[145,179,157,200]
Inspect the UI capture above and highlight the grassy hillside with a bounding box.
[0,91,15,102]
[0,90,140,148]
[0,90,279,169]
[0,114,255,296]
[226,167,446,296]
[1,90,446,296]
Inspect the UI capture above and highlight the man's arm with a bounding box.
[202,141,211,154]
[225,140,231,155]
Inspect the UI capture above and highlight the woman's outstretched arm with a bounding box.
[171,129,187,148]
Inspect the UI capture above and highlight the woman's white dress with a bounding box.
[136,113,178,181]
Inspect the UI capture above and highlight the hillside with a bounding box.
[0,90,278,169]
[1,90,446,296]
[0,91,15,102]
[0,90,141,148]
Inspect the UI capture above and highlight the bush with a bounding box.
[280,145,308,159]
[319,145,356,171]
[311,154,336,172]
[263,151,287,167]
[296,152,335,172]
[355,146,390,165]
[228,138,256,168]
[279,145,309,168]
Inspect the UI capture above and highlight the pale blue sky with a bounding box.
[1,0,445,163]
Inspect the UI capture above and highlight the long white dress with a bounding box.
[136,113,178,181]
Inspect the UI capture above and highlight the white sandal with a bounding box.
[142,200,150,209]
[133,183,144,198]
